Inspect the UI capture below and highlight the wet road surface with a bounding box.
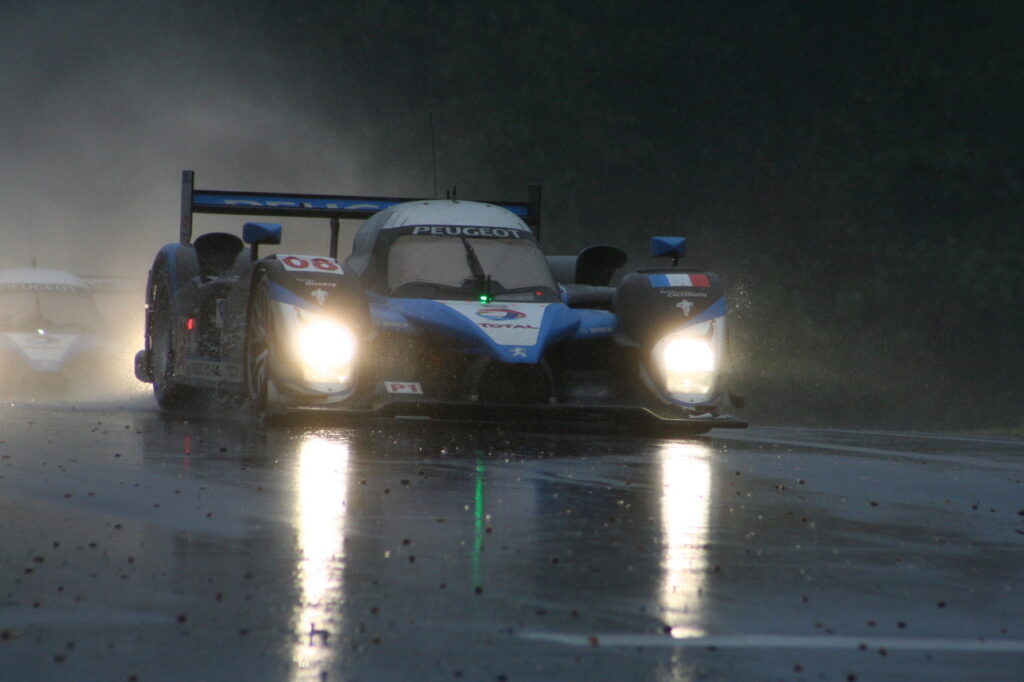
[1,397,1023,681]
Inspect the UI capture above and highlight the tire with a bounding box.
[149,262,204,411]
[244,272,271,412]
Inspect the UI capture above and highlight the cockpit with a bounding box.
[386,232,559,302]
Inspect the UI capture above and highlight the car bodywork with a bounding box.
[0,268,114,390]
[135,171,745,432]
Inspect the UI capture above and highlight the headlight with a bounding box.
[296,315,357,385]
[654,332,716,399]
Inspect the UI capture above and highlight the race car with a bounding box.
[0,267,117,392]
[134,171,745,432]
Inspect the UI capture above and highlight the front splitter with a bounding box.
[273,398,747,431]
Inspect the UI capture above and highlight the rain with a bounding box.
[1,2,1022,680]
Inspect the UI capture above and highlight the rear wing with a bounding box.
[179,170,543,257]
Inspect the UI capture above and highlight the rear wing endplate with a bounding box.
[179,170,542,250]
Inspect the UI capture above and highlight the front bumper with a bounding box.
[273,397,747,431]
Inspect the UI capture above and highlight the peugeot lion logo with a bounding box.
[475,308,525,321]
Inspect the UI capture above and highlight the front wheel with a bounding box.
[244,273,272,412]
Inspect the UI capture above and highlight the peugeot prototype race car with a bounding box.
[134,171,745,432]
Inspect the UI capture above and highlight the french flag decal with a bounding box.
[647,273,711,288]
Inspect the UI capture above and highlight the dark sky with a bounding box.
[3,1,1021,266]
[0,2,384,273]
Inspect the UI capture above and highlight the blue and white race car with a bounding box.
[134,171,745,432]
[0,267,116,391]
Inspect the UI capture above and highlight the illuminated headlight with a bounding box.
[654,333,716,398]
[296,315,357,385]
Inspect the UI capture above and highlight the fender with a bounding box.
[258,256,370,337]
[613,268,725,348]
[137,243,200,381]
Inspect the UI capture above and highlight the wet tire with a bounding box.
[150,263,204,411]
[244,272,271,412]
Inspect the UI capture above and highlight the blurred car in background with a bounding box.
[0,267,123,394]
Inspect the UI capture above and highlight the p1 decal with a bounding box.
[278,255,342,274]
[475,307,526,321]
[384,381,423,395]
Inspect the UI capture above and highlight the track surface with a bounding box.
[1,397,1022,681]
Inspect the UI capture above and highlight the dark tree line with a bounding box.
[236,0,1022,428]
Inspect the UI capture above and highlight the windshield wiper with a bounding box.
[459,237,493,303]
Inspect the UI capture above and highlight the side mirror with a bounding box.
[650,236,686,266]
[576,245,628,286]
[243,222,282,262]
[243,222,283,245]
[546,255,577,285]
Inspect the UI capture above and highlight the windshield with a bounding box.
[0,288,101,332]
[387,234,558,302]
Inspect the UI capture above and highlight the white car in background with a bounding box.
[0,267,118,392]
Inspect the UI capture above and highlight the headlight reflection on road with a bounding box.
[658,441,711,640]
[290,435,350,680]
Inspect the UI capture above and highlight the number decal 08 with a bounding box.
[278,255,343,273]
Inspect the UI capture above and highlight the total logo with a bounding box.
[475,307,525,321]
